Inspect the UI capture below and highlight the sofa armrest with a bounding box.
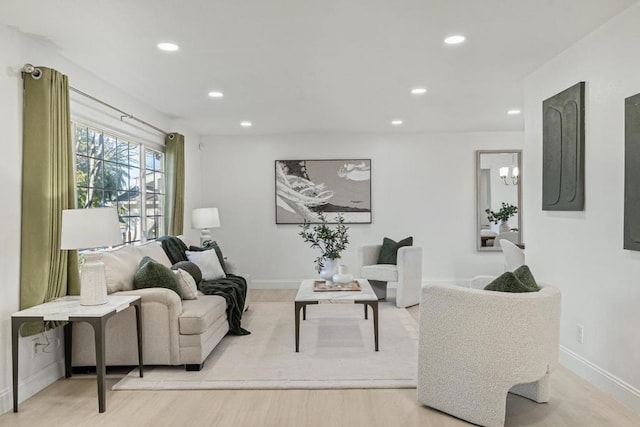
[224,259,237,275]
[359,245,382,268]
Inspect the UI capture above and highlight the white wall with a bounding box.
[0,24,201,414]
[524,2,640,414]
[200,131,522,287]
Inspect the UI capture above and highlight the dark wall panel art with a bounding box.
[542,82,585,211]
[624,92,640,251]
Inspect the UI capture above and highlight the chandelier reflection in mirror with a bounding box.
[499,155,519,185]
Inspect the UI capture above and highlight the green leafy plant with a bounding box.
[485,202,518,224]
[299,213,350,273]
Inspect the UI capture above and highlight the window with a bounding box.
[74,123,165,244]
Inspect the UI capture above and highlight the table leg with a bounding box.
[64,322,72,378]
[371,301,379,351]
[302,304,306,320]
[133,301,144,378]
[87,318,107,413]
[356,301,379,351]
[364,304,368,320]
[12,318,22,413]
[295,302,302,352]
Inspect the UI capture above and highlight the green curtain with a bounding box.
[165,132,185,235]
[20,67,80,336]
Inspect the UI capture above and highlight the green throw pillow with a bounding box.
[377,236,413,265]
[134,256,182,298]
[513,265,540,291]
[484,272,537,293]
[171,261,203,284]
[189,241,227,274]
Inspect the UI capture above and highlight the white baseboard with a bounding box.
[560,345,640,416]
[0,359,65,415]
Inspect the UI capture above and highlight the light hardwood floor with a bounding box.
[2,289,639,427]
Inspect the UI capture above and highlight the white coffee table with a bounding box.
[294,278,379,352]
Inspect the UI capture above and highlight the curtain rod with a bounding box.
[22,64,170,137]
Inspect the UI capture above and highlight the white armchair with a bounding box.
[499,239,525,272]
[358,245,422,307]
[417,283,561,427]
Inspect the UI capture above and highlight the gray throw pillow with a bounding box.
[484,272,537,293]
[513,265,540,291]
[171,261,203,284]
[134,256,182,298]
[377,236,413,265]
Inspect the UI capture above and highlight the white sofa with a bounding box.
[71,237,247,371]
[417,283,561,427]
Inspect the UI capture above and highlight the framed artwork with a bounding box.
[275,159,372,224]
[542,82,585,211]
[624,92,640,251]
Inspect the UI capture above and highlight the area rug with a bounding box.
[113,301,418,390]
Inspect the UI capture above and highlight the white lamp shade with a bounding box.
[499,167,509,178]
[192,208,221,230]
[512,166,519,177]
[61,208,122,249]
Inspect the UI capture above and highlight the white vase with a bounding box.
[332,265,354,284]
[499,220,510,233]
[319,258,338,280]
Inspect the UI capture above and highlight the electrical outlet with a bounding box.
[576,324,584,344]
[31,336,49,358]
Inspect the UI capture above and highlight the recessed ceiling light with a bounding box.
[240,121,252,127]
[391,119,403,125]
[208,91,224,98]
[507,109,521,115]
[411,87,427,95]
[444,35,466,45]
[157,42,179,52]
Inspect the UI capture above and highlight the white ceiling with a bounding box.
[1,0,636,135]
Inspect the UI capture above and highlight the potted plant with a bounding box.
[485,202,518,232]
[299,213,349,279]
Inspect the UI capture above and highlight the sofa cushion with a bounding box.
[174,269,199,300]
[189,241,227,274]
[134,256,182,298]
[179,295,227,335]
[513,265,540,291]
[484,272,538,293]
[361,264,398,282]
[171,261,203,284]
[136,241,173,267]
[377,236,413,265]
[186,249,226,281]
[91,245,142,293]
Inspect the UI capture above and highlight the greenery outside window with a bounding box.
[74,123,165,244]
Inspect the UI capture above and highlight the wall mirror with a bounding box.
[476,150,522,251]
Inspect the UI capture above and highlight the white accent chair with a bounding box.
[358,244,422,307]
[499,239,525,272]
[417,283,561,427]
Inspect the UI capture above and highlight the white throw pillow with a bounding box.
[185,249,226,281]
[174,269,198,300]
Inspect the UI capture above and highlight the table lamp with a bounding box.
[61,208,122,305]
[191,207,220,245]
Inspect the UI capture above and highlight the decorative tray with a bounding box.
[313,280,361,292]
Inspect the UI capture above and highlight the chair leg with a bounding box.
[509,374,551,403]
[368,280,387,300]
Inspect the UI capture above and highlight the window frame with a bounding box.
[71,120,166,245]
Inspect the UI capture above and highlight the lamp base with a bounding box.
[80,259,108,306]
[200,229,212,247]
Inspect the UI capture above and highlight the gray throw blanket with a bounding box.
[157,236,250,335]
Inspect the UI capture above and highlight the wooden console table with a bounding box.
[12,295,143,413]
